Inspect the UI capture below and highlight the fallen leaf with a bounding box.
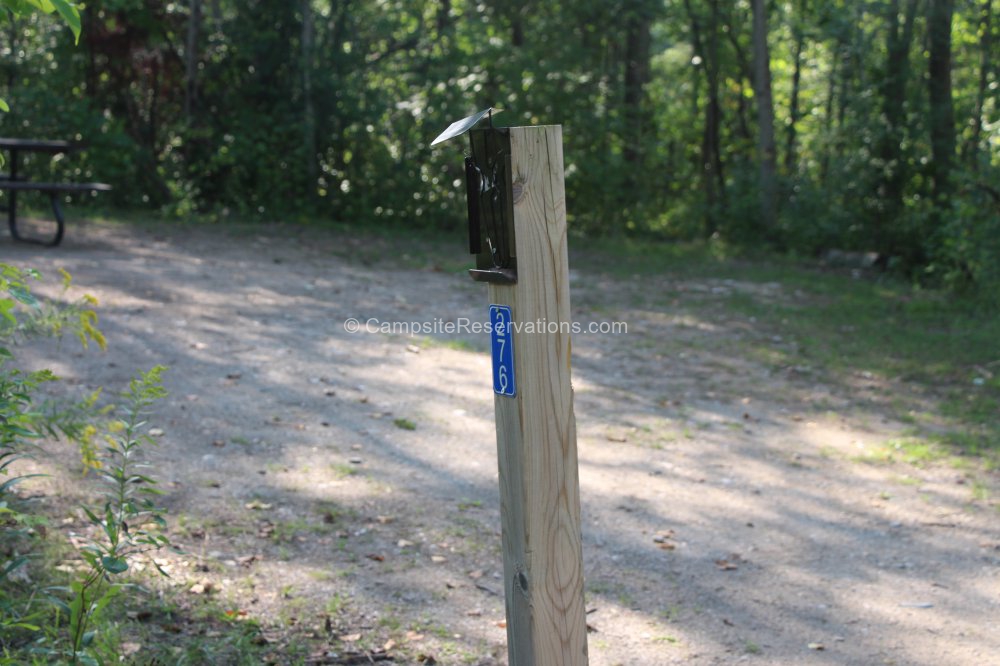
[417,655,437,665]
[383,639,397,651]
[605,432,628,443]
[397,539,414,548]
[405,630,425,642]
[237,555,259,567]
[808,642,825,651]
[148,428,165,437]
[431,555,447,564]
[654,530,677,549]
[189,579,215,595]
[495,620,507,629]
[365,553,385,562]
[715,553,744,570]
[244,500,273,511]
[340,633,362,642]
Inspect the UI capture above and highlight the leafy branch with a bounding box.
[64,366,171,664]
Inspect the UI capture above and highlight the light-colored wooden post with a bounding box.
[488,125,588,666]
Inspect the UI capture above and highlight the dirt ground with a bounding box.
[5,221,999,665]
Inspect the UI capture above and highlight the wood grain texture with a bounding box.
[488,125,588,666]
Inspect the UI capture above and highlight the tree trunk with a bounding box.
[928,0,956,203]
[966,0,993,166]
[510,0,525,47]
[819,36,840,181]
[184,0,201,122]
[684,0,725,236]
[722,6,754,146]
[436,0,452,35]
[874,0,918,252]
[302,0,317,197]
[623,3,652,171]
[784,9,805,173]
[751,0,777,237]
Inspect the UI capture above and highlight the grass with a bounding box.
[574,236,999,464]
[329,462,359,478]
[393,417,417,431]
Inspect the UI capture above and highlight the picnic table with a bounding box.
[0,138,112,246]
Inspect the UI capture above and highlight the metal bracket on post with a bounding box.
[431,107,517,284]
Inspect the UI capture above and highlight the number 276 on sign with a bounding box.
[490,305,516,397]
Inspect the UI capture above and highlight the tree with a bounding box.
[301,0,317,196]
[928,0,956,204]
[966,0,993,166]
[874,0,919,253]
[623,0,653,173]
[784,0,807,172]
[184,0,201,121]
[684,0,726,236]
[751,0,777,238]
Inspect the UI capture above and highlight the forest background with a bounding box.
[2,0,998,297]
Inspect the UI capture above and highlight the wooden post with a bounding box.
[488,125,588,666]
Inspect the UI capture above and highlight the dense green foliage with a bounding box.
[1,1,997,292]
[0,266,171,665]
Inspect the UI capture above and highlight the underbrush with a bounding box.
[0,265,177,664]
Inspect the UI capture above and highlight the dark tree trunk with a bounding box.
[436,0,451,34]
[928,0,956,203]
[685,0,725,236]
[510,0,525,46]
[6,14,16,90]
[874,0,918,252]
[819,36,840,181]
[184,0,201,122]
[302,0,317,195]
[623,3,652,170]
[722,6,754,146]
[966,0,993,166]
[785,8,805,172]
[751,0,778,237]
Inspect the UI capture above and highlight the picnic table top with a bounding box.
[0,138,73,153]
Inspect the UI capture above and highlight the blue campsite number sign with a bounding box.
[490,305,516,397]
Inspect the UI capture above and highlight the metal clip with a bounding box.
[431,108,517,285]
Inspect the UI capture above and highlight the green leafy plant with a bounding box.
[0,266,74,653]
[61,366,172,664]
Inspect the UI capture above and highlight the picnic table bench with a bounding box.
[0,138,112,246]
